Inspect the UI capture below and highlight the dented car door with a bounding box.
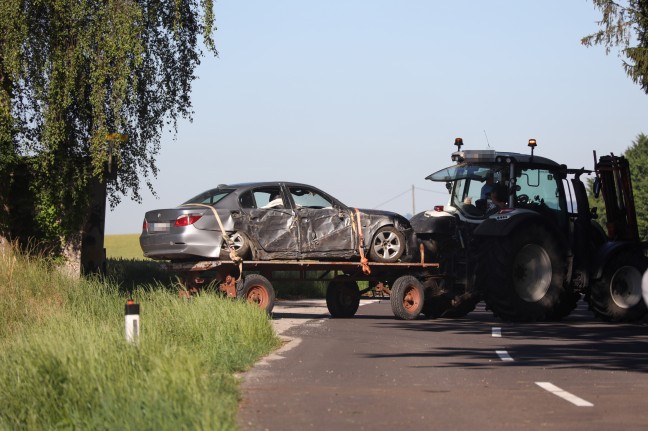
[287,186,355,257]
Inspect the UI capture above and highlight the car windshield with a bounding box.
[183,189,234,206]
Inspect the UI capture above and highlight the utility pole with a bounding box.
[412,184,416,216]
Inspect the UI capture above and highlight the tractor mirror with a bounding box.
[445,182,452,193]
[593,177,601,198]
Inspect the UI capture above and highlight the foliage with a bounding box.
[582,0,648,94]
[0,0,216,245]
[623,133,648,239]
[0,250,279,430]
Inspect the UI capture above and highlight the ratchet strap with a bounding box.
[352,208,371,275]
[181,204,243,278]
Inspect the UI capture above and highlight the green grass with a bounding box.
[105,233,143,260]
[0,249,281,430]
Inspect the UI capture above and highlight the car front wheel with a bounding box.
[369,226,405,263]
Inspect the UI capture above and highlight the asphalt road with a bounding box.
[238,299,648,431]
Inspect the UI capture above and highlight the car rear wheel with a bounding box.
[369,226,405,263]
[220,231,251,260]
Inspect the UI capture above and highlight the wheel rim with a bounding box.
[372,231,401,260]
[513,244,552,302]
[610,266,642,309]
[246,285,269,309]
[224,232,244,252]
[403,285,422,311]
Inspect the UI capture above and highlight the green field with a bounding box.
[105,233,144,260]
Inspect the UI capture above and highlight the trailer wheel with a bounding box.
[390,275,424,320]
[478,224,577,322]
[588,252,648,322]
[369,226,405,263]
[326,276,360,318]
[236,274,275,314]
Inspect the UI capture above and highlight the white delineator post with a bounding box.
[125,299,140,344]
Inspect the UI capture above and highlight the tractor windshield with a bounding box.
[427,162,507,217]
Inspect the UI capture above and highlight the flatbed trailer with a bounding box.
[167,259,441,319]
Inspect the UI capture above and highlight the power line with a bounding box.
[372,188,411,209]
[414,186,447,195]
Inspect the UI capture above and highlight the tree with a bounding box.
[582,0,648,94]
[623,133,648,240]
[0,0,216,271]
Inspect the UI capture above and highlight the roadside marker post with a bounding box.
[125,299,140,344]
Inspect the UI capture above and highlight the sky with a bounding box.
[106,0,648,234]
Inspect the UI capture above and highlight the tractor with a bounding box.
[410,138,647,322]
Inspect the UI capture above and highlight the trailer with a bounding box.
[167,258,440,319]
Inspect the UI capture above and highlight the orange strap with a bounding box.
[353,208,371,275]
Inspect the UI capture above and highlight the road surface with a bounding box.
[238,299,648,431]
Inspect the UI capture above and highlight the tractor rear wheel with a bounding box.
[588,252,648,322]
[478,224,577,321]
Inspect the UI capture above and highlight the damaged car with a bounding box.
[140,182,416,263]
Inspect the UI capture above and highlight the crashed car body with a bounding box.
[140,181,415,263]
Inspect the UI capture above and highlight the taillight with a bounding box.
[142,219,148,232]
[433,205,444,212]
[175,214,203,227]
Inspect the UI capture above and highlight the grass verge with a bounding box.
[0,250,281,430]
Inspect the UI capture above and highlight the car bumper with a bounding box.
[139,227,224,261]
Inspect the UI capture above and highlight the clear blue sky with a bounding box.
[106,0,647,234]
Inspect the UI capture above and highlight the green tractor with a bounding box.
[410,138,647,322]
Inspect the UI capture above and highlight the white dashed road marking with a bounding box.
[492,327,502,337]
[535,382,594,407]
[496,350,514,361]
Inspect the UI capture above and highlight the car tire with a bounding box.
[220,231,251,260]
[369,226,405,263]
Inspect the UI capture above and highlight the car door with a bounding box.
[287,185,355,257]
[239,186,299,256]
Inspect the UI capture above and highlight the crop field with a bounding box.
[105,233,144,260]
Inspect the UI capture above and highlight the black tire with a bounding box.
[587,252,648,322]
[369,226,406,263]
[326,276,360,318]
[477,224,577,322]
[236,274,275,314]
[220,231,251,260]
[390,275,424,320]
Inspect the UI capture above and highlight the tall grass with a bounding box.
[0,249,280,430]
